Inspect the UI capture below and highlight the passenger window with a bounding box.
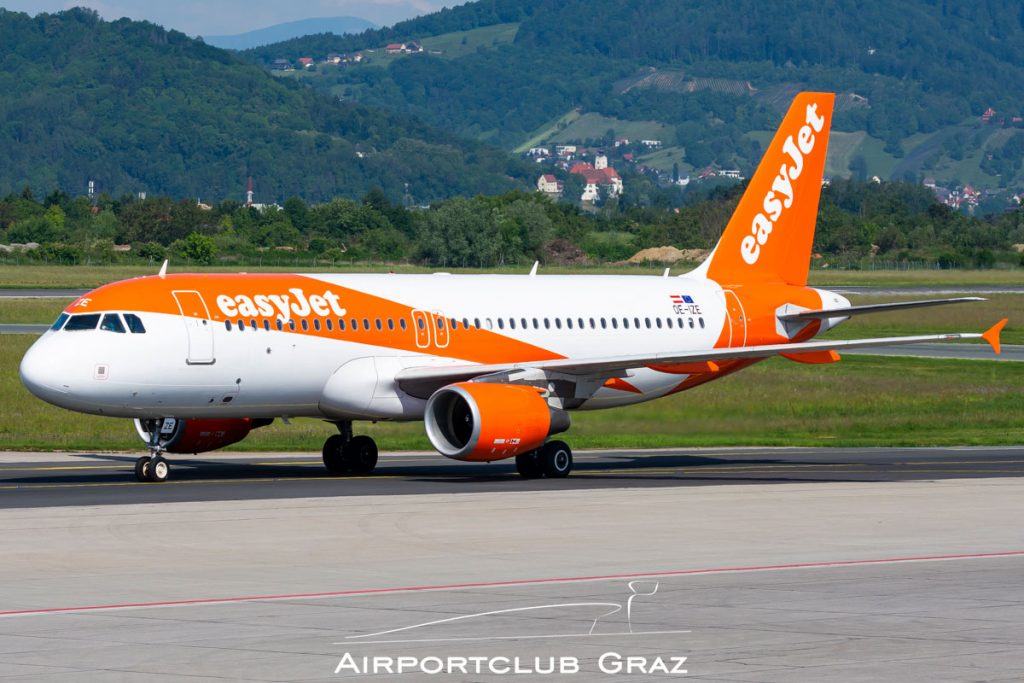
[521,318,527,329]
[611,318,618,329]
[566,318,573,329]
[301,319,309,331]
[474,318,481,329]
[237,319,245,331]
[509,318,516,330]
[451,319,458,330]
[555,318,562,329]
[590,318,596,329]
[689,318,695,329]
[225,320,232,331]
[313,319,321,331]
[666,318,673,329]
[533,318,539,329]
[65,314,101,331]
[462,318,470,329]
[634,317,640,328]
[325,319,332,331]
[656,318,662,329]
[363,318,370,330]
[497,318,504,329]
[436,318,444,330]
[399,319,407,331]
[600,318,607,329]
[388,319,395,330]
[485,318,493,330]
[288,320,296,331]
[622,318,629,329]
[543,318,550,329]
[264,320,271,331]
[250,320,257,330]
[351,318,358,331]
[50,312,70,331]
[578,318,584,329]
[100,313,126,333]
[124,314,146,333]
[276,319,283,331]
[699,317,705,328]
[374,319,381,331]
[645,318,652,329]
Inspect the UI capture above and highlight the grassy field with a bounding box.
[546,113,672,145]
[2,334,1020,452]
[0,264,1021,290]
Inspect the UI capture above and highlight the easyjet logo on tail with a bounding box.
[740,103,827,265]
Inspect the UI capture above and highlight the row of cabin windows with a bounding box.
[225,315,706,333]
[51,312,147,333]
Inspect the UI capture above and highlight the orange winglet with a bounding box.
[603,378,643,394]
[982,318,1008,355]
[780,350,841,364]
[646,361,721,375]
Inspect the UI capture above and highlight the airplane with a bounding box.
[19,92,1007,483]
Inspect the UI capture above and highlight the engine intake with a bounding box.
[134,417,272,454]
[424,383,569,461]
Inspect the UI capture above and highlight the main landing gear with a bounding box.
[515,440,573,479]
[322,421,379,475]
[135,418,171,483]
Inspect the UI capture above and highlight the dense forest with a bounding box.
[3,180,1021,269]
[0,8,533,203]
[245,0,1024,187]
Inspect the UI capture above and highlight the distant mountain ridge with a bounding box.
[242,0,1024,191]
[0,8,529,202]
[204,16,377,51]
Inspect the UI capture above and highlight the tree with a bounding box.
[173,232,217,264]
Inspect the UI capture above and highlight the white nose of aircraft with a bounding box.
[19,334,69,406]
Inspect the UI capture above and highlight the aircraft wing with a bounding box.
[396,321,1006,398]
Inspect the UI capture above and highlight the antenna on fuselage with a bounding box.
[529,261,539,276]
[158,259,168,279]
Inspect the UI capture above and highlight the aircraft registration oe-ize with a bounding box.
[20,93,1008,483]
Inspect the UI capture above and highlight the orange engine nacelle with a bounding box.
[134,417,272,454]
[424,383,569,462]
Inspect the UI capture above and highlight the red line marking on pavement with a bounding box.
[3,550,1022,618]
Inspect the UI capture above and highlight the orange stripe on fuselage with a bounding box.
[67,273,565,366]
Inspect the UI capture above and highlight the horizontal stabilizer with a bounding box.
[778,297,985,322]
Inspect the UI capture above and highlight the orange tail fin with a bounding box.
[700,92,835,287]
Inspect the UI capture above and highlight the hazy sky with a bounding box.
[0,1,452,35]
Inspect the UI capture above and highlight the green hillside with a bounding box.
[244,0,1024,190]
[0,8,531,203]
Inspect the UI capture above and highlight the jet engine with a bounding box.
[424,383,569,461]
[134,417,272,454]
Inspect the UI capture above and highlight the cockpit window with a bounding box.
[124,314,146,334]
[64,314,101,331]
[50,313,70,331]
[100,314,126,333]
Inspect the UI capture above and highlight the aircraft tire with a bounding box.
[322,434,348,474]
[134,456,151,482]
[539,441,572,478]
[148,457,169,483]
[515,451,543,479]
[344,435,378,475]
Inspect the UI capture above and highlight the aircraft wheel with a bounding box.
[344,435,378,475]
[515,451,543,479]
[322,434,347,474]
[134,456,151,482]
[148,457,170,483]
[539,441,572,478]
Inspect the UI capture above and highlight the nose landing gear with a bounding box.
[135,418,171,482]
[322,421,378,475]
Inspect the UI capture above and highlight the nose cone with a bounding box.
[20,335,68,405]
